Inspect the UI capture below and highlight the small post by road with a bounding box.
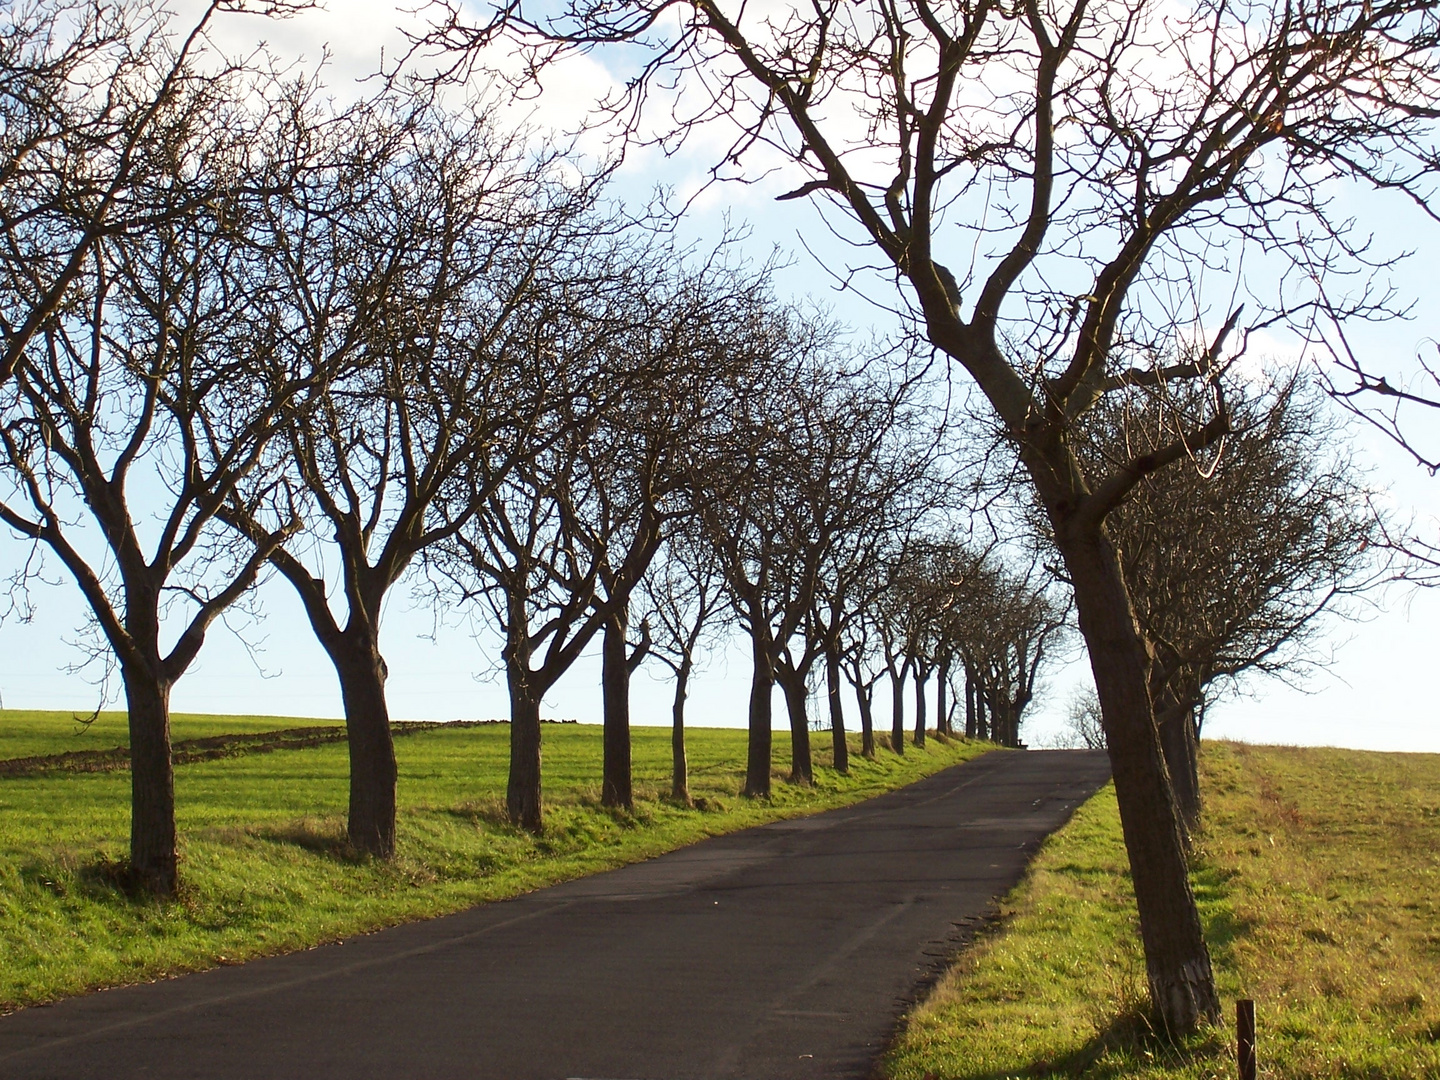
[1237,998,1256,1080]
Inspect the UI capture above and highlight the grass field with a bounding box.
[885,741,1440,1080]
[0,712,990,1012]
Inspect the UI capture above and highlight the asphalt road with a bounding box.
[0,748,1111,1080]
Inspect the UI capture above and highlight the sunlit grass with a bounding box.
[0,717,990,1011]
[885,741,1440,1079]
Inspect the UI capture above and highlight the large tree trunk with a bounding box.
[825,638,849,773]
[123,664,177,898]
[778,666,814,785]
[333,637,398,858]
[671,655,692,804]
[913,664,927,747]
[506,652,544,833]
[745,622,773,797]
[1060,525,1220,1034]
[601,606,633,811]
[889,668,905,755]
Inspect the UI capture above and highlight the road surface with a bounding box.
[0,748,1111,1080]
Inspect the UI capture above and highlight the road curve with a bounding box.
[0,748,1110,1080]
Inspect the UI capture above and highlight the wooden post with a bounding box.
[1237,999,1256,1080]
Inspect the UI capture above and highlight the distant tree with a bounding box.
[635,534,730,802]
[1090,376,1382,835]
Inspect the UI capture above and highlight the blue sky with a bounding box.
[2,1,1437,753]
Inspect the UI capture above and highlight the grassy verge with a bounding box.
[885,741,1440,1079]
[0,718,989,1012]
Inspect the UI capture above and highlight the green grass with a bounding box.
[0,709,340,762]
[885,741,1440,1080]
[0,717,990,1012]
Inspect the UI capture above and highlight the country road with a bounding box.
[0,748,1111,1080]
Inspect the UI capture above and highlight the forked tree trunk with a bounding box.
[601,608,633,811]
[913,665,927,747]
[745,623,774,797]
[123,664,178,897]
[889,668,905,755]
[1060,525,1220,1034]
[334,638,398,857]
[825,641,848,774]
[778,668,814,785]
[671,655,692,804]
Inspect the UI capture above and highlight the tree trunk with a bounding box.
[778,667,814,785]
[825,638,849,774]
[506,656,544,833]
[856,682,876,758]
[601,606,633,811]
[745,623,773,797]
[671,655,692,804]
[936,655,951,737]
[889,668,905,754]
[1158,700,1201,843]
[964,659,977,739]
[1060,526,1220,1035]
[334,638,398,858]
[913,665,927,747]
[123,665,177,898]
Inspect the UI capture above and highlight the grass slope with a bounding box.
[0,717,989,1012]
[886,741,1440,1079]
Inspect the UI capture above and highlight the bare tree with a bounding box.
[635,533,730,802]
[0,60,303,896]
[433,0,1440,1030]
[436,242,780,829]
[1090,375,1383,835]
[219,94,605,857]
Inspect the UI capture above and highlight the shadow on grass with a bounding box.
[938,1007,1230,1080]
[256,819,368,863]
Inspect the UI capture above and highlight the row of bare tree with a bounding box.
[0,3,1078,897]
[2,1,1411,1040]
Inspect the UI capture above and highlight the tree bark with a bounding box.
[1060,525,1220,1034]
[1158,700,1201,843]
[671,655,692,804]
[601,606,633,811]
[936,655,951,737]
[745,621,773,797]
[123,664,177,898]
[506,652,544,833]
[333,638,398,857]
[825,639,849,773]
[855,682,876,758]
[913,664,927,747]
[964,658,978,739]
[778,667,814,785]
[889,668,905,754]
